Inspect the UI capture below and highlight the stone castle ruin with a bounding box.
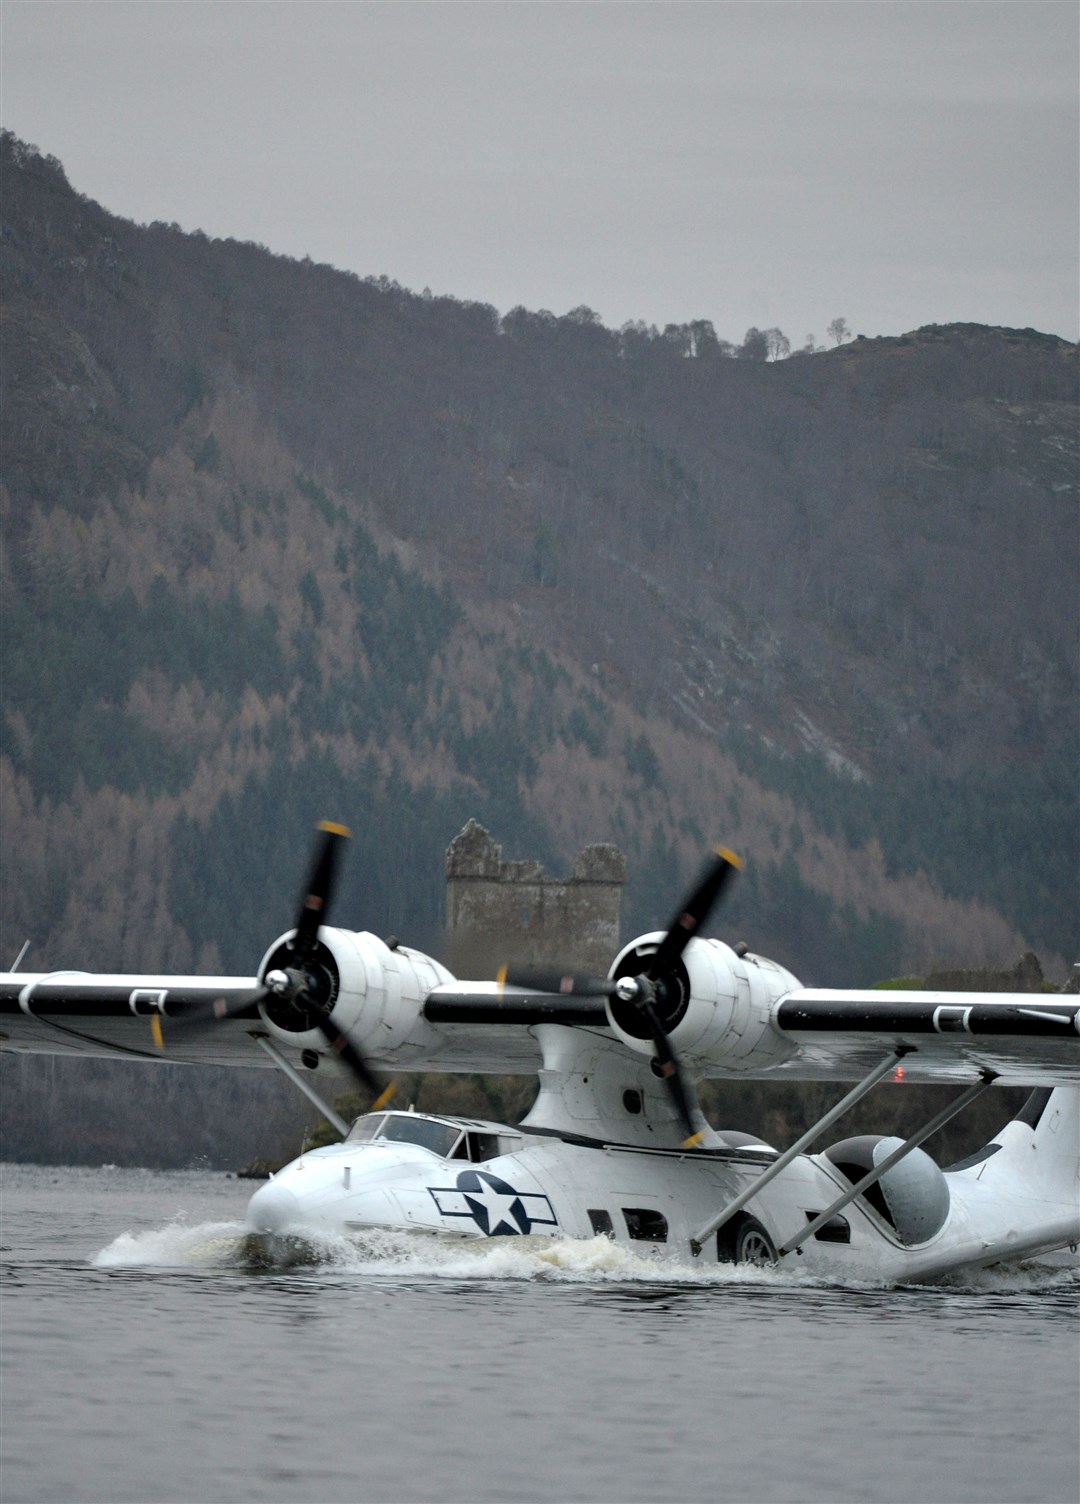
[444,819,626,978]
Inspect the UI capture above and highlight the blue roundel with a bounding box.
[428,1170,559,1236]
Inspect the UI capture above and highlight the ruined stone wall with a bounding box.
[444,819,626,978]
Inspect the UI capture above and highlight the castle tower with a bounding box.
[444,819,626,978]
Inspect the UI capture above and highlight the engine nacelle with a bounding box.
[604,933,801,1075]
[256,927,453,1066]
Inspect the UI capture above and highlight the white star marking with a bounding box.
[464,1180,524,1235]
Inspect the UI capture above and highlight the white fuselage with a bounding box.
[246,1105,1079,1284]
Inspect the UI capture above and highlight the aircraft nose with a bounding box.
[246,1178,302,1233]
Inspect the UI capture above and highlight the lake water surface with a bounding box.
[1,1163,1077,1504]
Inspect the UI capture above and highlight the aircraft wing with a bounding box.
[0,972,276,1068]
[3,971,1078,1086]
[769,989,1080,1086]
[418,981,1080,1085]
[0,972,578,1077]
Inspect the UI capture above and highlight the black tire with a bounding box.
[733,1216,778,1267]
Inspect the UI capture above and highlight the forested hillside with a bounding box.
[1,131,1076,1011]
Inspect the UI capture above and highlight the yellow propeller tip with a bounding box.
[150,1015,164,1051]
[371,1082,397,1112]
[681,1131,705,1149]
[318,821,352,838]
[715,846,743,870]
[496,965,508,988]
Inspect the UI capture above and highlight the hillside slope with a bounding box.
[1,131,1076,993]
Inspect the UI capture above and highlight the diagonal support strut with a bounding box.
[689,1047,911,1255]
[777,1071,997,1257]
[252,1032,350,1138]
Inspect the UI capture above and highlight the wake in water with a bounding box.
[90,1218,1080,1294]
[93,1219,760,1282]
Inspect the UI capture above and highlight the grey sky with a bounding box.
[3,2,1077,344]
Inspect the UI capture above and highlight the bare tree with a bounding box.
[827,317,851,346]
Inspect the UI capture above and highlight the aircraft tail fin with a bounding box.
[973,1085,1079,1196]
[921,1086,1078,1279]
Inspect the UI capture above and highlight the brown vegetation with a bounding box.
[1,133,1075,1165]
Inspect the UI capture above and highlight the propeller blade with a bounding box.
[314,1010,387,1101]
[635,990,703,1148]
[292,821,351,962]
[645,847,742,981]
[497,965,618,998]
[148,983,271,1050]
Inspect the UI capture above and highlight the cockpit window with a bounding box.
[344,1112,463,1157]
[379,1115,464,1157]
[345,1114,387,1143]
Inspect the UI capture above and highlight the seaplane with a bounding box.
[2,823,1077,1282]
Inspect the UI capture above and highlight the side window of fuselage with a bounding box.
[468,1132,502,1162]
[622,1207,668,1242]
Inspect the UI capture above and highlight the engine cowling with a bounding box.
[256,927,452,1066]
[604,933,801,1075]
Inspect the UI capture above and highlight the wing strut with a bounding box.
[689,1048,910,1255]
[777,1071,997,1257]
[252,1034,351,1139]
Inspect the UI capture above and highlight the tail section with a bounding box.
[920,1082,1080,1281]
[935,1085,1079,1274]
[985,1086,1080,1193]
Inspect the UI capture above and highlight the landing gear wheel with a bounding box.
[734,1217,777,1267]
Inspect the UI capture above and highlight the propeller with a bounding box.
[153,821,393,1108]
[502,847,743,1147]
[647,846,742,979]
[261,820,393,1102]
